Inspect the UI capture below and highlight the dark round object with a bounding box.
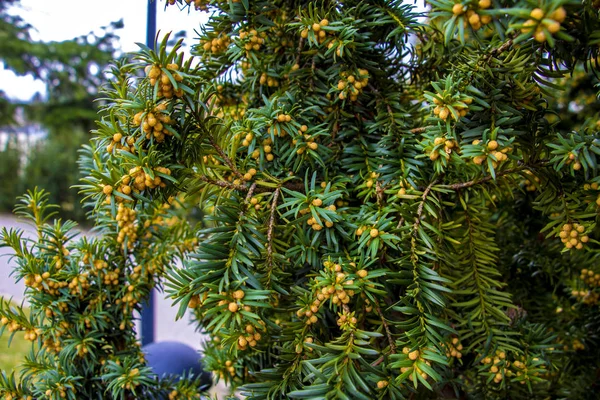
[142,341,212,389]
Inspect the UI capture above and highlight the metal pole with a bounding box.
[141,0,157,347]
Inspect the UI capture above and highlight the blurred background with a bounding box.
[0,0,229,394]
[0,0,207,221]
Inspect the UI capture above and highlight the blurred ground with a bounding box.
[0,213,229,398]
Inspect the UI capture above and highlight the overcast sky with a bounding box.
[0,0,208,101]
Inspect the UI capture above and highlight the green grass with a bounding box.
[0,297,31,376]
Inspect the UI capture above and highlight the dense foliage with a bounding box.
[2,0,600,399]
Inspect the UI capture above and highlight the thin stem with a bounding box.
[197,175,248,191]
[208,136,244,180]
[440,164,534,191]
[266,188,280,265]
[376,304,397,355]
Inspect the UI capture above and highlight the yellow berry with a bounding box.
[534,29,546,43]
[546,21,561,34]
[452,3,464,15]
[487,140,498,150]
[530,8,544,20]
[478,0,491,9]
[550,7,566,23]
[408,350,420,360]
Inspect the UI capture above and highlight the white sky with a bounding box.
[1,0,208,101]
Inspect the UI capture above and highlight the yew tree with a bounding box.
[2,0,600,399]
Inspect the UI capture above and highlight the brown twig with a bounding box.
[266,188,280,264]
[375,181,385,208]
[440,164,531,191]
[371,355,385,367]
[255,182,305,194]
[198,175,307,195]
[197,175,248,191]
[376,304,397,355]
[413,179,437,234]
[208,137,245,180]
[238,182,257,219]
[410,127,428,134]
[294,37,305,66]
[486,36,515,61]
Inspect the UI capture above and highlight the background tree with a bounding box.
[0,0,122,221]
[2,0,600,399]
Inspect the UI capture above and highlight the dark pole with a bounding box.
[146,0,157,50]
[141,0,157,347]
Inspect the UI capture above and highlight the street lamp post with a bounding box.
[140,0,157,347]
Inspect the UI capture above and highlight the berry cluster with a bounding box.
[259,72,279,87]
[521,7,566,42]
[522,170,541,191]
[558,222,588,250]
[241,130,255,147]
[133,102,175,142]
[201,34,231,55]
[293,132,319,155]
[242,167,258,181]
[336,309,358,330]
[337,69,369,101]
[471,139,512,168]
[24,271,66,295]
[444,337,464,359]
[107,132,136,154]
[269,113,293,137]
[129,166,171,194]
[430,137,460,161]
[0,315,21,334]
[116,203,138,249]
[146,64,184,99]
[67,273,90,296]
[254,137,275,161]
[296,262,356,325]
[400,347,432,382]
[300,19,330,45]
[239,28,266,52]
[480,350,508,384]
[432,96,472,121]
[452,0,493,30]
[92,259,120,286]
[305,201,337,231]
[579,268,600,288]
[571,289,599,305]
